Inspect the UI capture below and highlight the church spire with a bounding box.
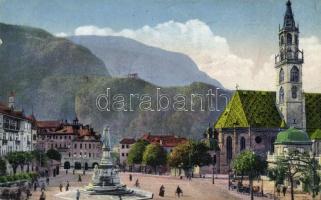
[283,0,295,29]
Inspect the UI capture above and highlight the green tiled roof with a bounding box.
[275,128,311,144]
[215,90,283,128]
[305,93,321,135]
[310,129,321,140]
[215,90,321,132]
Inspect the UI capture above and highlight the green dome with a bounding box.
[275,128,311,144]
[310,129,321,140]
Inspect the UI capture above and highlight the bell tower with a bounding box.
[275,0,305,129]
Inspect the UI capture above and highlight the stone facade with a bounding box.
[36,118,102,170]
[0,94,33,156]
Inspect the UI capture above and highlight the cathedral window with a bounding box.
[287,33,292,45]
[292,86,297,99]
[226,136,232,162]
[279,87,284,104]
[240,137,246,151]
[279,68,284,83]
[290,66,299,82]
[280,35,284,45]
[295,35,298,45]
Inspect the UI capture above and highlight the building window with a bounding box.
[240,137,246,151]
[290,66,299,82]
[126,153,128,156]
[69,153,71,157]
[89,144,91,149]
[74,144,77,149]
[287,33,292,45]
[122,145,125,149]
[295,35,298,45]
[292,86,298,99]
[122,153,125,157]
[226,136,233,162]
[279,87,284,104]
[60,136,62,140]
[85,144,87,149]
[126,144,129,148]
[69,136,71,139]
[80,144,82,149]
[279,68,284,84]
[65,136,67,139]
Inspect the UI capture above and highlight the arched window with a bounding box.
[226,136,233,162]
[292,86,297,99]
[280,35,284,45]
[279,87,284,104]
[240,137,246,151]
[279,68,284,84]
[290,66,299,82]
[287,33,292,45]
[295,35,298,45]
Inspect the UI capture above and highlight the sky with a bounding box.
[1,0,321,91]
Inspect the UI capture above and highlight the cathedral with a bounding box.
[214,0,321,173]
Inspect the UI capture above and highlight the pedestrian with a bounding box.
[73,169,75,175]
[41,182,46,191]
[26,188,31,199]
[135,179,140,187]
[76,189,80,200]
[46,177,50,185]
[78,174,82,182]
[59,183,63,192]
[66,181,70,191]
[39,191,46,200]
[34,182,37,191]
[282,185,287,197]
[159,185,165,197]
[129,174,132,182]
[276,184,281,197]
[176,186,183,198]
[66,169,68,174]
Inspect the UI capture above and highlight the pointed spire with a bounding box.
[283,0,295,28]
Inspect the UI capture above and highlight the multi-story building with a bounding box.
[0,94,33,156]
[36,118,102,170]
[141,133,187,153]
[119,138,136,165]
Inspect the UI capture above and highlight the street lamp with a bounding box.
[212,155,216,184]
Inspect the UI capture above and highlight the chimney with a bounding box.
[8,91,15,110]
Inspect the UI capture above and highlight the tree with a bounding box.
[32,150,48,167]
[299,155,320,199]
[24,152,34,172]
[232,150,267,200]
[6,152,21,174]
[127,140,149,165]
[0,159,6,176]
[168,140,212,174]
[142,143,167,173]
[46,148,61,161]
[269,150,313,200]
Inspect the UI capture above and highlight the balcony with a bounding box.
[275,49,304,66]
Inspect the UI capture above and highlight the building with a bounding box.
[214,0,321,173]
[0,93,33,156]
[141,133,187,153]
[119,138,136,165]
[36,118,102,170]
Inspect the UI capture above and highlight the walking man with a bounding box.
[176,186,183,198]
[76,189,80,200]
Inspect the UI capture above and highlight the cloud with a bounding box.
[73,20,321,91]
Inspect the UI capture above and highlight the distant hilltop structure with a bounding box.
[127,73,138,79]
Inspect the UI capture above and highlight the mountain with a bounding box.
[69,36,223,88]
[0,23,110,119]
[75,77,231,141]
